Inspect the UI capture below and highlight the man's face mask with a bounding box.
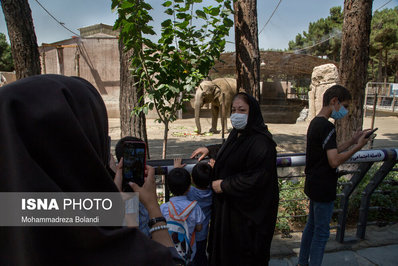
[230,113,248,130]
[331,102,348,120]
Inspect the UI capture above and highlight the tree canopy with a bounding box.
[288,6,343,61]
[0,33,14,71]
[288,6,398,82]
[369,7,398,82]
[113,0,233,158]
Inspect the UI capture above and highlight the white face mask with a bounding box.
[230,113,248,130]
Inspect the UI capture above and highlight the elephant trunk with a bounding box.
[194,94,202,134]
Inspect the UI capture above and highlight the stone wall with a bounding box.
[0,71,16,86]
[308,64,340,121]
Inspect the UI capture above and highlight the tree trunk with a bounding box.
[1,0,40,79]
[377,50,383,82]
[119,38,149,157]
[337,0,373,144]
[233,0,260,101]
[162,121,169,160]
[384,49,388,83]
[163,120,169,201]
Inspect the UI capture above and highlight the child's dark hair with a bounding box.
[167,168,191,196]
[192,162,213,189]
[322,85,352,107]
[115,136,142,161]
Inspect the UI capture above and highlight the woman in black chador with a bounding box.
[0,75,176,266]
[191,92,279,265]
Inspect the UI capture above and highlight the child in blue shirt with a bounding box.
[160,162,205,263]
[174,158,214,266]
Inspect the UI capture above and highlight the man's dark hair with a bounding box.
[167,168,191,196]
[192,162,213,189]
[115,136,142,161]
[322,85,352,107]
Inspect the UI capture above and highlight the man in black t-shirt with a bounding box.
[298,85,372,266]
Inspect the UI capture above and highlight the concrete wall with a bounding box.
[41,37,120,118]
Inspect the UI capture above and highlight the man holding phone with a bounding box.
[298,85,373,266]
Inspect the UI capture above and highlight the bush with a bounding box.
[276,162,398,236]
[346,162,398,225]
[277,178,308,236]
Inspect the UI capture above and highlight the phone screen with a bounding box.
[122,141,146,191]
[365,128,378,138]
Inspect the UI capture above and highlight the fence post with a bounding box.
[356,159,397,239]
[336,162,373,243]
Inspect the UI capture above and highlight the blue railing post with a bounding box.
[336,162,373,243]
[356,159,397,239]
[146,148,398,240]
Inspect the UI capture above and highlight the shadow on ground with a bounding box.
[115,132,308,160]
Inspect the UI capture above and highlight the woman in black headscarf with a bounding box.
[191,92,279,265]
[0,74,175,265]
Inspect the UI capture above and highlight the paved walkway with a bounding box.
[109,115,398,158]
[270,224,398,265]
[270,244,398,265]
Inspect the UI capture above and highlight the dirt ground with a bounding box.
[109,112,398,160]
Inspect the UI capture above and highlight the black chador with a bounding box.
[207,93,279,266]
[0,75,174,266]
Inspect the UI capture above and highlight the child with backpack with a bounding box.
[174,158,214,266]
[160,162,205,264]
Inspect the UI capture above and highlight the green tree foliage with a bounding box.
[369,7,398,82]
[112,0,233,158]
[288,6,343,61]
[0,33,14,71]
[288,7,398,83]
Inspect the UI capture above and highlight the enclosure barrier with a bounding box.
[147,148,398,243]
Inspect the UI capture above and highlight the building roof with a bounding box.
[78,23,118,38]
[210,51,337,78]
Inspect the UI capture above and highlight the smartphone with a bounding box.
[365,128,378,138]
[122,141,146,192]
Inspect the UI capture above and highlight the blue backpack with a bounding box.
[167,200,197,263]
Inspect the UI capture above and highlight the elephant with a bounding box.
[194,78,237,134]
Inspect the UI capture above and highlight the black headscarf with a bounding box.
[235,92,275,143]
[216,92,276,160]
[0,74,173,265]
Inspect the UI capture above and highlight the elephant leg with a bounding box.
[210,105,219,133]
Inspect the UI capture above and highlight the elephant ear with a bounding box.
[213,84,221,99]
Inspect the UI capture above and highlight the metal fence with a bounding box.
[365,82,398,114]
[147,148,398,243]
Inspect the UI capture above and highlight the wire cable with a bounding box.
[292,0,392,53]
[258,0,282,35]
[292,33,341,53]
[33,0,80,37]
[374,0,392,13]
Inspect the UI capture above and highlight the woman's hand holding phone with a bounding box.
[115,158,158,211]
[129,165,159,212]
[114,158,123,192]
